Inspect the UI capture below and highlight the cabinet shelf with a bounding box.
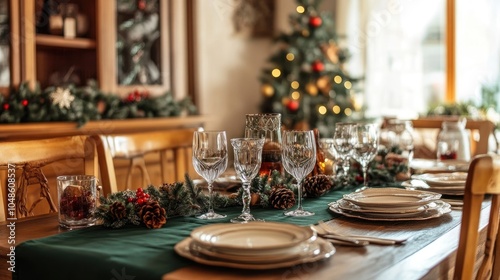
[35,34,96,49]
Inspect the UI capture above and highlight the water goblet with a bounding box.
[333,123,356,179]
[351,123,379,188]
[230,138,265,223]
[281,130,317,217]
[192,131,228,219]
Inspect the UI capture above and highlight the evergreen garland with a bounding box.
[0,81,198,127]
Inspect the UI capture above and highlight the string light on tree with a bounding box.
[259,0,362,136]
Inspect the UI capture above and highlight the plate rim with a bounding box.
[342,188,441,207]
[190,222,313,252]
[175,237,336,270]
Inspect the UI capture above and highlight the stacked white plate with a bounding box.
[409,172,468,196]
[174,222,336,269]
[329,188,451,221]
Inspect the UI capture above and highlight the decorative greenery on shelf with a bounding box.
[0,81,198,127]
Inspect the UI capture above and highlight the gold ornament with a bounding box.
[261,84,274,97]
[321,42,339,64]
[306,83,318,96]
[316,76,331,94]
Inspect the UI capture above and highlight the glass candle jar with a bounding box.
[244,113,283,176]
[436,119,471,161]
[57,175,97,229]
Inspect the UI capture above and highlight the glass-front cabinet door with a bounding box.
[98,0,171,97]
[0,0,9,89]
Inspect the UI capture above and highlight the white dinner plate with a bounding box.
[333,199,427,214]
[329,200,451,221]
[190,222,314,254]
[410,159,469,173]
[342,188,441,208]
[175,237,335,270]
[401,179,464,196]
[412,172,467,186]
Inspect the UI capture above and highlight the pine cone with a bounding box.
[138,201,167,229]
[109,201,127,220]
[269,186,295,210]
[303,175,332,197]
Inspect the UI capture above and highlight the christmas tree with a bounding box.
[259,0,362,137]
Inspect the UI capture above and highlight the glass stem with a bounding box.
[242,182,251,215]
[207,183,215,215]
[296,179,304,211]
[362,165,368,187]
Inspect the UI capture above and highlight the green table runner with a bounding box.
[14,186,358,280]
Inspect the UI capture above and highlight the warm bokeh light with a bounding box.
[271,68,281,78]
[286,53,295,61]
[318,106,327,115]
[344,108,352,116]
[261,84,274,97]
[291,91,300,100]
[332,105,341,114]
[296,6,305,13]
[291,81,300,89]
[334,75,342,84]
[344,81,352,89]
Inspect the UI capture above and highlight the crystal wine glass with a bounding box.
[333,122,356,179]
[230,138,265,223]
[351,123,379,188]
[281,130,317,217]
[192,131,228,219]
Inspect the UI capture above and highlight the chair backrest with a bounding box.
[454,154,500,280]
[104,127,197,190]
[0,135,117,222]
[411,118,497,159]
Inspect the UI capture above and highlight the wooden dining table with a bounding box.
[0,187,490,280]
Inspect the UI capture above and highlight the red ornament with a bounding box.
[21,99,28,106]
[2,103,9,110]
[287,100,300,112]
[127,93,136,102]
[311,60,325,72]
[309,16,322,28]
[137,0,146,11]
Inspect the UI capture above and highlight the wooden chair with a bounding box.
[454,154,500,280]
[411,117,497,159]
[0,135,117,222]
[103,127,197,190]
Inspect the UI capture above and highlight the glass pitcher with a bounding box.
[436,118,471,161]
[244,113,283,176]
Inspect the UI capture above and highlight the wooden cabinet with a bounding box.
[16,0,192,99]
[0,0,21,95]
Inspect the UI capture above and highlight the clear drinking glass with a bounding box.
[192,131,228,219]
[281,130,317,217]
[333,123,356,178]
[351,124,379,188]
[230,138,265,223]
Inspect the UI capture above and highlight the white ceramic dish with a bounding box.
[410,159,469,173]
[342,188,441,208]
[190,222,314,254]
[175,237,335,270]
[412,172,467,186]
[329,200,451,221]
[333,199,427,214]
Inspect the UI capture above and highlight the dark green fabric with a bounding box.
[14,184,430,280]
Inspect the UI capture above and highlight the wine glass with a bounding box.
[351,124,379,188]
[333,123,355,179]
[281,130,317,217]
[230,138,265,223]
[192,131,228,220]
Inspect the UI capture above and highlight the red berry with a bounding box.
[136,188,143,193]
[144,193,150,199]
[127,93,135,102]
[127,197,134,203]
[309,16,322,28]
[21,99,28,106]
[137,198,144,205]
[2,103,9,110]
